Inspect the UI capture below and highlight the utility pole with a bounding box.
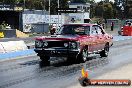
[102,0,104,18]
[58,0,60,28]
[49,0,51,26]
[43,0,45,11]
[24,0,25,9]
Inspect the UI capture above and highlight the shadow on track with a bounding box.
[39,55,109,69]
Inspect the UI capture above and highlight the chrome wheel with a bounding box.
[77,48,88,63]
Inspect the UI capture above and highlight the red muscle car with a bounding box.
[34,23,113,65]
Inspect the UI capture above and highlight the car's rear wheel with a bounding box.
[100,44,109,57]
[77,48,88,63]
[40,56,50,66]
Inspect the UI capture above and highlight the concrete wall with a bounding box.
[22,10,67,32]
[31,23,49,33]
[0,29,16,38]
[22,10,49,32]
[0,40,28,53]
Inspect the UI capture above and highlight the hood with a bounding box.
[36,35,81,41]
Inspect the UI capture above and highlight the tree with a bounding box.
[128,8,132,18]
[0,0,96,15]
[103,3,114,19]
[86,0,95,3]
[71,0,86,3]
[94,1,114,19]
[71,0,95,3]
[0,0,20,4]
[25,0,44,10]
[95,4,103,17]
[114,0,132,19]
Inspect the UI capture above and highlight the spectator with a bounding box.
[50,24,56,35]
[127,22,131,26]
[71,18,75,23]
[111,22,114,31]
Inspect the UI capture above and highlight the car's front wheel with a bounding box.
[40,56,50,66]
[77,48,88,63]
[66,57,76,64]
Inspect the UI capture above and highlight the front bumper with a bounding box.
[34,48,80,57]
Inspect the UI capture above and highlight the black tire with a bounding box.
[118,31,121,35]
[77,48,88,63]
[100,44,109,57]
[66,57,76,64]
[40,56,50,66]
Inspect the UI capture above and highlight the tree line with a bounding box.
[0,0,131,19]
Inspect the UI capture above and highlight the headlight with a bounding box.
[71,42,77,48]
[35,40,43,47]
[64,43,68,47]
[43,41,48,47]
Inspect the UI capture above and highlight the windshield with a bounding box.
[56,25,90,35]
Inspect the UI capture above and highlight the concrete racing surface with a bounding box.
[113,36,132,41]
[0,38,132,88]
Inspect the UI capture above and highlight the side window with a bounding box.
[97,26,102,34]
[91,26,98,35]
[85,26,90,35]
[97,26,105,34]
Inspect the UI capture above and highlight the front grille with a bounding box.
[45,41,69,48]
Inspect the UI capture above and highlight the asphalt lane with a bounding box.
[0,40,132,88]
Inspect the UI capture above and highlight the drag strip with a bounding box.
[0,39,132,88]
[1,36,132,62]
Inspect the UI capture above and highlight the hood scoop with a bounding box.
[44,35,79,41]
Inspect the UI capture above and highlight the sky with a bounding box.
[95,0,114,2]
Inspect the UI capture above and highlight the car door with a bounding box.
[84,26,93,53]
[96,25,106,50]
[89,26,99,52]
